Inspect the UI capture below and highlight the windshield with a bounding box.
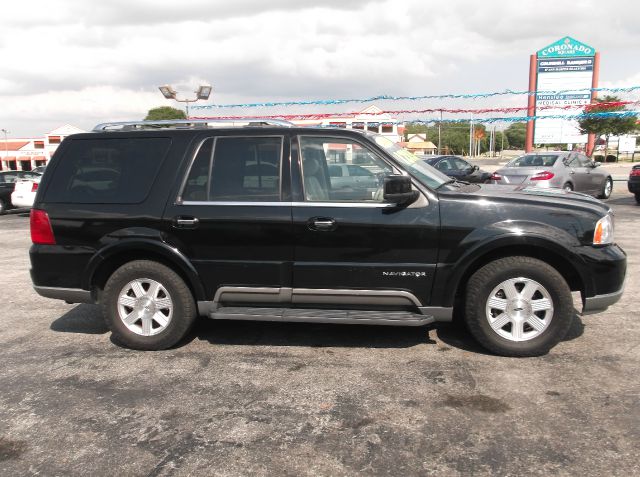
[371,135,450,188]
[509,154,559,167]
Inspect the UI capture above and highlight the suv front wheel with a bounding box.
[102,260,197,350]
[464,256,574,357]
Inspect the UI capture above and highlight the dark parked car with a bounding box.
[423,155,491,183]
[0,170,42,214]
[628,164,640,204]
[491,152,613,199]
[29,120,626,357]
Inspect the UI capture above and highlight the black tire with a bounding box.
[597,177,613,199]
[0,198,6,215]
[562,182,573,192]
[635,193,640,205]
[102,260,196,350]
[464,256,573,357]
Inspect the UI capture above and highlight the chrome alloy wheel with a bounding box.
[485,277,554,342]
[117,278,173,336]
[604,179,612,197]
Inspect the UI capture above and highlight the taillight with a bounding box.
[31,182,39,192]
[490,172,501,181]
[30,209,56,245]
[530,170,555,181]
[630,168,640,177]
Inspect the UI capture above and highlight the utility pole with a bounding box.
[469,115,473,158]
[490,125,496,157]
[437,109,442,155]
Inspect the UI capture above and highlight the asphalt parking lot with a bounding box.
[0,189,638,477]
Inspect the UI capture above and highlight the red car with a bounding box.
[628,164,640,204]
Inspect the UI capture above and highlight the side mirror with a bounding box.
[592,161,601,168]
[383,175,419,206]
[472,165,479,172]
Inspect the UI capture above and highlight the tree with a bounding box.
[504,122,526,149]
[145,106,186,120]
[578,95,638,158]
[405,122,496,156]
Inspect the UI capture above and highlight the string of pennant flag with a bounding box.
[191,100,640,121]
[400,111,640,125]
[191,110,640,125]
[191,86,640,110]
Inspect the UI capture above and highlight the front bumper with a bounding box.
[583,282,625,314]
[579,243,626,314]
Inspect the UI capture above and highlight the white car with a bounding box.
[11,176,41,208]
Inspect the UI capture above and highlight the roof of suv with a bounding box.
[92,118,298,131]
[85,119,389,139]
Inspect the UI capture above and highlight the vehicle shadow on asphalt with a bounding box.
[605,195,637,206]
[436,310,585,356]
[190,319,438,349]
[48,305,585,354]
[49,304,109,334]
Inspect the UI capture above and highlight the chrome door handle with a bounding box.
[308,217,336,231]
[173,216,199,228]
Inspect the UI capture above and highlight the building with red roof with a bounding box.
[0,124,85,171]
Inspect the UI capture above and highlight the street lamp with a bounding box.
[158,84,212,118]
[1,129,8,167]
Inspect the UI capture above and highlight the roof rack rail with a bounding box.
[92,118,296,132]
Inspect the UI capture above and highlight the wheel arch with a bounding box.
[84,239,206,302]
[443,237,588,310]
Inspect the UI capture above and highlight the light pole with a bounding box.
[1,129,8,169]
[158,84,212,118]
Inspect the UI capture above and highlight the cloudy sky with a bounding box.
[1,0,639,137]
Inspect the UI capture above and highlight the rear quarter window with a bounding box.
[44,137,171,204]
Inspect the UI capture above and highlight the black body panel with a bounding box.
[29,127,625,316]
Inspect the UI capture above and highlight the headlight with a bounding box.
[593,214,614,245]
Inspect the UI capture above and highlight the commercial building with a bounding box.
[403,134,437,155]
[291,105,405,143]
[0,125,84,171]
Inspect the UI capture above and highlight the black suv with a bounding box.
[29,120,626,356]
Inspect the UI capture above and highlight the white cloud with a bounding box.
[0,0,639,136]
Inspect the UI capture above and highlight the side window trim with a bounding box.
[176,135,285,204]
[175,137,213,204]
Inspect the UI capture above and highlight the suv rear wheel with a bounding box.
[464,256,573,357]
[102,260,196,350]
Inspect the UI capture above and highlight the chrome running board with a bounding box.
[208,306,436,326]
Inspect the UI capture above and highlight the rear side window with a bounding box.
[328,165,343,177]
[347,165,372,176]
[181,136,282,202]
[0,173,18,183]
[510,154,558,167]
[45,137,171,204]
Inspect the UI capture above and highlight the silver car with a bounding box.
[490,152,613,199]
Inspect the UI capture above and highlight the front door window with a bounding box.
[299,136,392,203]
